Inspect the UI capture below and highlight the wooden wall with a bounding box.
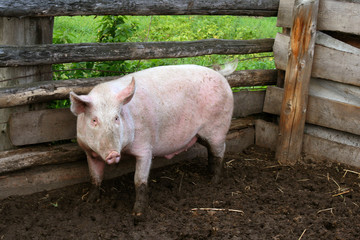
[257,0,360,167]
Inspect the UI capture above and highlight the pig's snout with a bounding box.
[105,151,120,164]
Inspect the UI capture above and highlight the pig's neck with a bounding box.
[120,105,135,150]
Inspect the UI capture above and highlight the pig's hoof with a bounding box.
[85,187,101,203]
[132,207,146,224]
[133,183,148,217]
[132,202,145,217]
[211,175,221,184]
[132,212,145,225]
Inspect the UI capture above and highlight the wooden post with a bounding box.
[275,0,319,165]
[0,17,53,150]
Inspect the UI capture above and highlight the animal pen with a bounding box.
[0,0,359,201]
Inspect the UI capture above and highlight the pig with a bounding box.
[69,63,235,216]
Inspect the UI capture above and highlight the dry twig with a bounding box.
[191,207,244,214]
[332,189,351,197]
[81,191,89,201]
[160,176,175,181]
[343,169,360,178]
[298,229,307,240]
[317,208,334,215]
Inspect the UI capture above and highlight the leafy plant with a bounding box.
[93,16,139,77]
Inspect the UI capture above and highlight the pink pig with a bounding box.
[70,63,235,216]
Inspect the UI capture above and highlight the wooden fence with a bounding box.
[0,0,279,198]
[257,0,360,168]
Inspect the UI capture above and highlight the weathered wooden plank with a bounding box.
[264,86,360,136]
[255,119,279,151]
[227,69,278,88]
[0,76,118,108]
[255,119,360,168]
[0,127,254,199]
[308,78,360,106]
[277,0,360,35]
[0,70,276,109]
[315,31,360,55]
[1,120,254,175]
[0,0,280,17]
[0,38,274,67]
[232,90,265,118]
[7,91,263,146]
[9,108,77,146]
[0,17,53,151]
[274,32,360,87]
[0,143,85,174]
[323,31,360,49]
[276,0,319,165]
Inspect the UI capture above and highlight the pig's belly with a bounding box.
[152,135,198,159]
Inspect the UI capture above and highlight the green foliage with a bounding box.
[48,99,71,109]
[124,16,279,70]
[97,16,137,43]
[93,16,139,77]
[53,16,138,81]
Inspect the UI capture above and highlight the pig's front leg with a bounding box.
[133,153,152,216]
[86,152,106,202]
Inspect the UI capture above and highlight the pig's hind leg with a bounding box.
[197,134,226,184]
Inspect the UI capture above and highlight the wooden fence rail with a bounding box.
[0,38,274,67]
[0,0,280,17]
[0,69,277,108]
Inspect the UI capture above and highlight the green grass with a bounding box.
[54,16,98,43]
[128,16,279,41]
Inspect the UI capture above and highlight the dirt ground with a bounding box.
[1,145,360,239]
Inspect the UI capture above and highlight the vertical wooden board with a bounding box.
[276,0,319,165]
[277,0,360,35]
[9,108,77,146]
[273,33,289,70]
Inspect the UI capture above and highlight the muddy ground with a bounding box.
[1,145,360,239]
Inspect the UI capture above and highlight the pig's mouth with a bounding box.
[105,151,120,164]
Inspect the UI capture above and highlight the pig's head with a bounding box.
[69,77,136,164]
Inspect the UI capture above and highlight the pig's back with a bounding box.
[110,65,233,157]
[128,64,232,117]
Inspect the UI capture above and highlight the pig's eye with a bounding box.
[91,117,98,126]
[115,116,119,121]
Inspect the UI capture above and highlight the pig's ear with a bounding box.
[117,77,136,105]
[69,92,92,116]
